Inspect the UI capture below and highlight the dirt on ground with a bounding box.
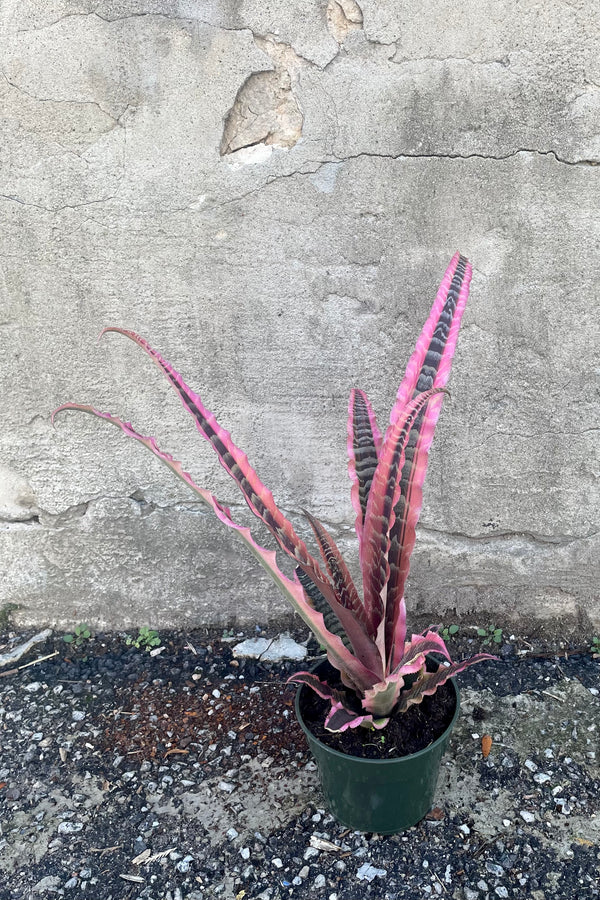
[0,626,598,900]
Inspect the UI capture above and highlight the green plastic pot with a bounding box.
[295,668,460,834]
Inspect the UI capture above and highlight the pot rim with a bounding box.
[294,659,461,766]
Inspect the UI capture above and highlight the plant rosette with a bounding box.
[53,253,496,829]
[296,659,460,833]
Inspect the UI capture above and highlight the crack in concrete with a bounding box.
[206,145,598,213]
[437,426,600,463]
[16,11,228,32]
[330,147,599,167]
[419,524,599,548]
[2,70,122,126]
[390,54,511,68]
[67,490,595,551]
[0,194,117,214]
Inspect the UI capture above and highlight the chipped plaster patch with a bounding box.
[220,35,306,159]
[220,68,303,157]
[326,0,364,44]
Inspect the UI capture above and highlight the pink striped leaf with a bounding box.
[360,387,448,645]
[396,653,497,714]
[98,329,371,662]
[99,329,328,583]
[386,255,473,667]
[325,702,389,733]
[51,403,379,692]
[303,510,367,626]
[286,671,345,702]
[388,596,407,673]
[392,631,453,676]
[347,389,382,552]
[288,672,391,733]
[361,670,406,718]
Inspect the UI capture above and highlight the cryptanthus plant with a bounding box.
[53,253,494,733]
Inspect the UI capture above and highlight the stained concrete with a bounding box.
[0,1,598,631]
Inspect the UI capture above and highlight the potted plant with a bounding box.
[53,252,495,833]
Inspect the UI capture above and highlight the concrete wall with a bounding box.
[1,0,598,634]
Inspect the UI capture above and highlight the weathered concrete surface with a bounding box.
[0,1,598,630]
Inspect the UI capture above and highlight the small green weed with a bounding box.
[125,626,161,651]
[63,623,92,646]
[591,636,600,655]
[441,624,459,641]
[477,625,503,646]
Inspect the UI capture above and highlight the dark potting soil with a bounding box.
[298,660,456,759]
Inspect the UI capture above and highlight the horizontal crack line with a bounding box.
[418,525,599,548]
[0,193,116,213]
[209,147,597,211]
[330,148,599,167]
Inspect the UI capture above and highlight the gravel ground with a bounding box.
[0,626,599,900]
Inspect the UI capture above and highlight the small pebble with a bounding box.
[176,855,194,873]
[486,862,504,877]
[240,848,250,860]
[314,874,326,888]
[58,822,83,834]
[554,798,572,814]
[226,828,239,841]
[495,888,509,899]
[356,864,387,882]
[520,810,535,823]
